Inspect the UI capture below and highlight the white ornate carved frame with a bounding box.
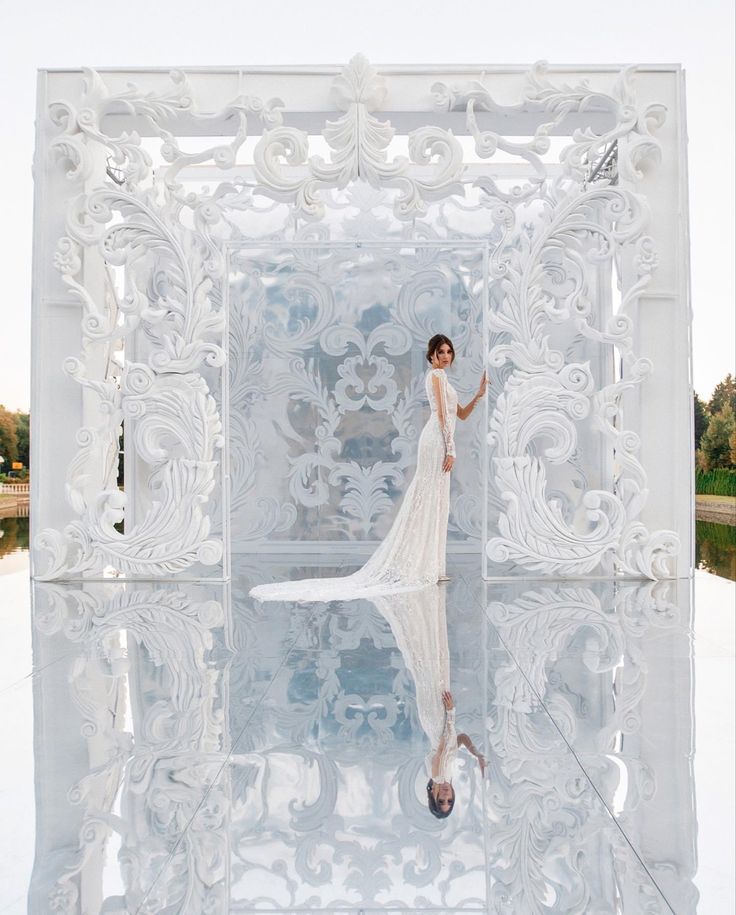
[30,56,693,581]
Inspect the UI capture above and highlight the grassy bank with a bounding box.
[696,468,736,497]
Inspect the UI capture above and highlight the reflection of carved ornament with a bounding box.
[31,577,692,910]
[485,581,679,912]
[34,584,229,911]
[220,590,488,907]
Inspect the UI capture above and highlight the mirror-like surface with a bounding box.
[0,550,733,913]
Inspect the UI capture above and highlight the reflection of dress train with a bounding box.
[249,367,459,602]
[371,585,457,781]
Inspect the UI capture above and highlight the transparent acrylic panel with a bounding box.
[228,241,488,553]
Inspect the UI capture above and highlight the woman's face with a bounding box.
[432,781,454,813]
[432,343,453,368]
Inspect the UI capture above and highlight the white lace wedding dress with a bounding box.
[249,366,459,602]
[370,586,458,782]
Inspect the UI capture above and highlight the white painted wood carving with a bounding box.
[31,56,692,580]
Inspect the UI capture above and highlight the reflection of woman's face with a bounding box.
[432,781,453,813]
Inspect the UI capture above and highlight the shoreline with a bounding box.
[696,495,736,526]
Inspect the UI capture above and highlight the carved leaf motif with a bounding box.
[39,59,680,579]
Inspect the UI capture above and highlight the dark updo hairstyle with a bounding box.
[426,334,455,366]
[426,778,456,819]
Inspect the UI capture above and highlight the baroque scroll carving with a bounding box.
[35,55,679,578]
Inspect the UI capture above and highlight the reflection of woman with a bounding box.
[427,690,486,819]
[369,586,486,819]
[250,334,487,602]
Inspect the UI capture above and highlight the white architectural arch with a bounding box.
[30,55,693,581]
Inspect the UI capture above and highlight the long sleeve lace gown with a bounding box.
[370,586,458,783]
[249,366,459,602]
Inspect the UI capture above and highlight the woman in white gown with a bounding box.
[370,586,487,819]
[249,335,487,602]
[426,690,486,818]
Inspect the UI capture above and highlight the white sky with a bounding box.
[0,0,733,412]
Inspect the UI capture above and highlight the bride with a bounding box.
[249,334,487,602]
[370,586,487,820]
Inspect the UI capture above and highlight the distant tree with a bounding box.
[700,403,736,470]
[14,412,29,469]
[730,426,736,466]
[0,405,18,467]
[694,393,709,450]
[709,373,736,416]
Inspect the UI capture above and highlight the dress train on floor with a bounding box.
[249,367,458,602]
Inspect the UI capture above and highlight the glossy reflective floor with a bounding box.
[0,547,733,914]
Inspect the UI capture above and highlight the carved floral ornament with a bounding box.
[35,53,679,579]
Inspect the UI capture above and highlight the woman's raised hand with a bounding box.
[441,690,454,710]
[477,370,488,398]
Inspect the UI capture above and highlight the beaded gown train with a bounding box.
[249,367,459,602]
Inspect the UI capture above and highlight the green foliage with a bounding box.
[0,405,18,466]
[0,409,29,473]
[695,468,736,496]
[694,375,736,470]
[700,404,736,471]
[694,393,709,450]
[14,412,29,469]
[709,373,736,417]
[0,472,28,483]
